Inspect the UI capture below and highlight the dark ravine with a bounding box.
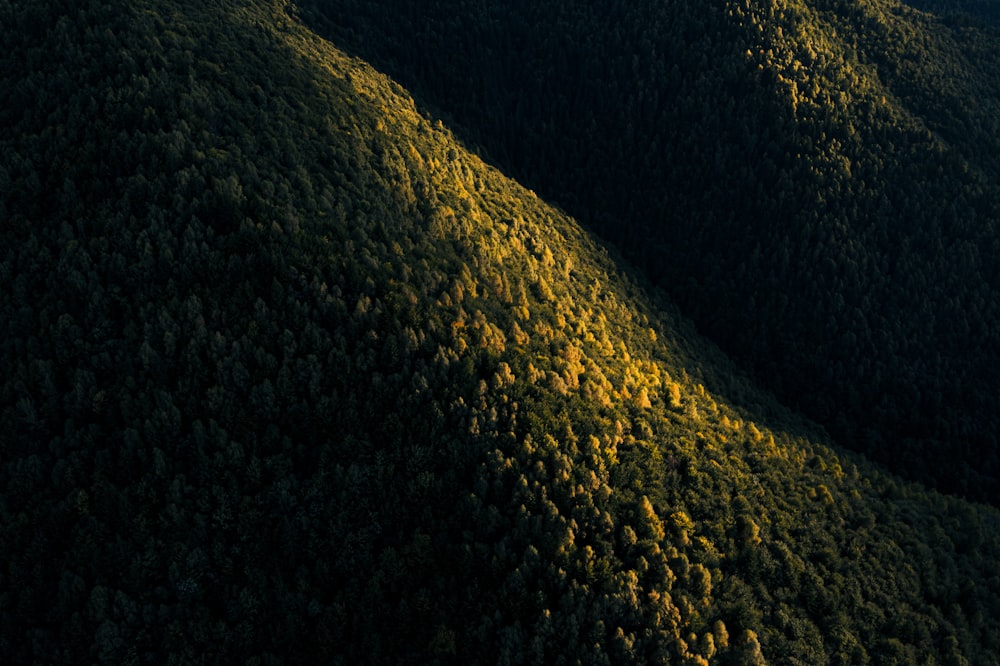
[2,0,1000,663]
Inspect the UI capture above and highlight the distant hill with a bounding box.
[2,0,1000,663]
[300,0,1000,503]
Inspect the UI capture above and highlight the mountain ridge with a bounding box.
[298,0,1000,502]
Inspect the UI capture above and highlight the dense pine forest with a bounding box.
[299,0,1000,503]
[2,0,1000,663]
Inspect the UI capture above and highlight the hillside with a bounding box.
[2,0,1000,663]
[299,0,1000,503]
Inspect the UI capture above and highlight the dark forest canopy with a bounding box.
[299,0,1000,504]
[2,0,1000,663]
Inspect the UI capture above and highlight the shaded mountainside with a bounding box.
[2,0,1000,663]
[299,0,1000,503]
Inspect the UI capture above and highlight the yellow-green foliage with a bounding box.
[298,0,1000,506]
[1,0,999,664]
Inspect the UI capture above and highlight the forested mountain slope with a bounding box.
[2,0,1000,663]
[300,0,1000,503]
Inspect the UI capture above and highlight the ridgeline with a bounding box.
[300,0,1000,503]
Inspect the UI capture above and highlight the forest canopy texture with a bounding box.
[2,0,1000,664]
[299,0,1000,503]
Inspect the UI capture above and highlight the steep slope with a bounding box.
[300,0,1000,502]
[2,0,1000,663]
